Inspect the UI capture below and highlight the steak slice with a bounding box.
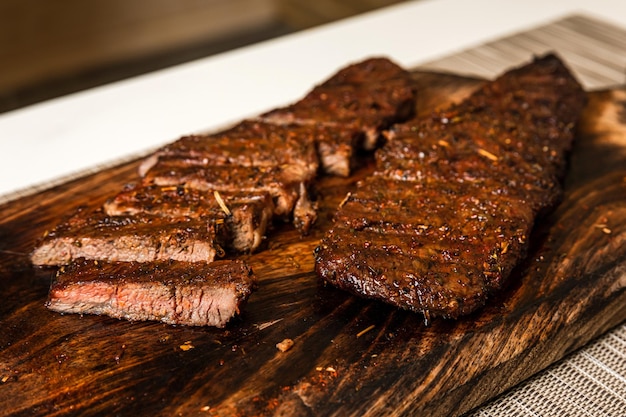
[259,57,416,150]
[143,160,317,232]
[309,124,363,177]
[103,184,274,252]
[47,259,256,327]
[138,119,360,177]
[315,54,586,319]
[140,120,321,233]
[31,206,228,266]
[138,120,320,177]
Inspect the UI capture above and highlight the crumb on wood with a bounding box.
[276,338,294,352]
[180,341,195,351]
[594,223,612,234]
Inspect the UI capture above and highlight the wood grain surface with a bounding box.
[1,71,625,417]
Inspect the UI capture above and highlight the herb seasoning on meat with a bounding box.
[315,54,586,319]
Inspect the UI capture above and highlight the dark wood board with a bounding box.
[1,71,625,417]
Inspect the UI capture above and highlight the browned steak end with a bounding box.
[138,120,320,177]
[259,57,416,150]
[143,162,302,214]
[317,177,530,318]
[315,53,586,319]
[139,120,321,233]
[306,124,363,177]
[31,206,227,266]
[47,259,256,327]
[104,184,274,252]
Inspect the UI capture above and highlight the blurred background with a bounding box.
[0,0,411,113]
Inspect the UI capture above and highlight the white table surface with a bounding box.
[1,0,626,198]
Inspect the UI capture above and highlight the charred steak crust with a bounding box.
[31,206,228,266]
[259,57,417,150]
[103,184,274,252]
[142,162,306,218]
[47,259,256,327]
[315,54,586,319]
[138,119,321,231]
[138,120,320,176]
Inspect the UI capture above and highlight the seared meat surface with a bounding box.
[47,259,256,327]
[315,54,586,319]
[260,57,416,150]
[31,207,228,266]
[139,120,321,232]
[138,120,320,177]
[104,184,274,252]
[143,162,308,218]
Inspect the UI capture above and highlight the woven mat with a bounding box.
[421,14,626,417]
[469,325,626,416]
[421,14,626,90]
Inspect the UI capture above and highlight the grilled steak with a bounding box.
[139,120,321,233]
[143,162,305,215]
[32,56,419,328]
[315,54,586,319]
[104,184,274,252]
[31,206,228,266]
[260,57,416,150]
[47,259,256,327]
[136,57,415,234]
[138,120,320,177]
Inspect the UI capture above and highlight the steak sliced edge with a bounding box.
[47,259,257,328]
[103,184,274,252]
[138,120,320,177]
[31,207,227,266]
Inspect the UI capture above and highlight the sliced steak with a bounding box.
[315,54,586,319]
[143,160,317,232]
[104,184,274,252]
[259,57,416,150]
[47,259,256,327]
[138,120,320,177]
[136,58,416,235]
[309,124,363,177]
[138,118,361,179]
[139,120,321,233]
[33,56,420,329]
[31,206,228,266]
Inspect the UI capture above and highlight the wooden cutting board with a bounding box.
[0,71,625,417]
